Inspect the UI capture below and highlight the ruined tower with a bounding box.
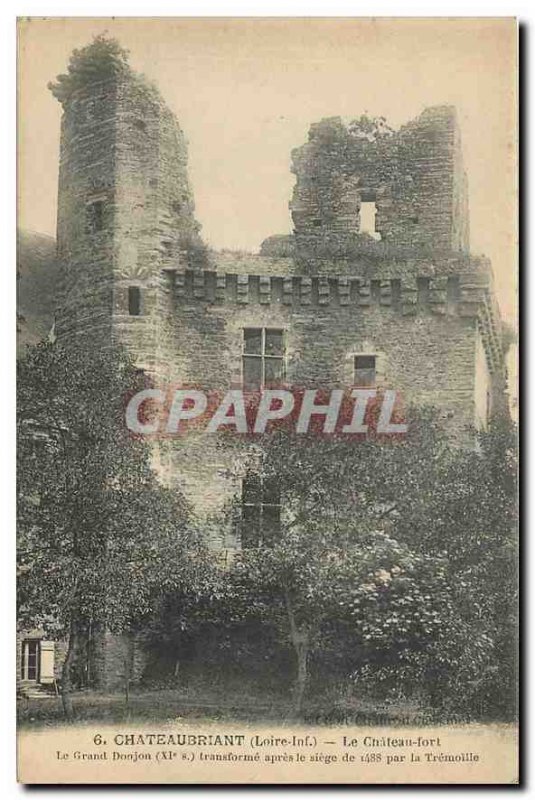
[289,107,470,260]
[49,37,207,688]
[51,37,203,374]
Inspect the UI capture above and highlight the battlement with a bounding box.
[165,267,486,311]
[161,264,503,373]
[165,257,490,308]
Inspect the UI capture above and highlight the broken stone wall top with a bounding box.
[288,106,470,267]
[52,36,208,343]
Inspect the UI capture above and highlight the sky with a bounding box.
[18,17,517,325]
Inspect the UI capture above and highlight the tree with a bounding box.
[224,411,517,719]
[48,35,130,106]
[348,114,395,141]
[17,341,201,717]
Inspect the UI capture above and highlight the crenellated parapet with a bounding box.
[163,267,490,313]
[160,264,504,373]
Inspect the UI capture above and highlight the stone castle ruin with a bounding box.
[18,38,509,690]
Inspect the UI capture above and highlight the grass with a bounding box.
[18,685,291,728]
[18,676,443,729]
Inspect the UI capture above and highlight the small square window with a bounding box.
[354,355,376,387]
[447,276,460,305]
[417,277,430,305]
[128,286,141,316]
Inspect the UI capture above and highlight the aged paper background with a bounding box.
[17,17,518,785]
[18,722,518,784]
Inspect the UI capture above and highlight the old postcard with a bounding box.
[16,17,518,784]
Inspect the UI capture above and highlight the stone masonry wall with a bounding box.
[289,106,470,268]
[55,67,203,362]
[55,78,118,344]
[90,631,148,690]
[152,261,503,551]
[110,72,203,373]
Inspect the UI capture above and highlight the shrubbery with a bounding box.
[148,413,517,721]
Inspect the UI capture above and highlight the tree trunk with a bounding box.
[61,621,78,720]
[284,588,310,719]
[292,637,309,717]
[124,640,131,713]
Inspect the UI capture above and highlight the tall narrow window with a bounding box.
[354,355,376,388]
[417,277,431,306]
[241,474,281,548]
[447,276,460,312]
[21,639,40,682]
[88,199,104,232]
[128,286,141,316]
[390,279,401,308]
[243,328,284,390]
[359,192,381,240]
